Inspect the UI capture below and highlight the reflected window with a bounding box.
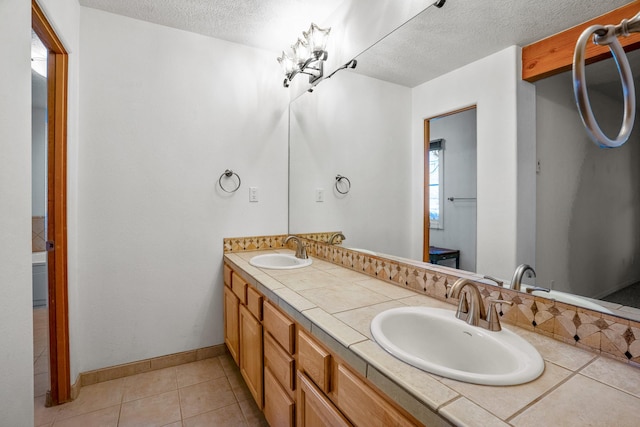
[429,139,444,229]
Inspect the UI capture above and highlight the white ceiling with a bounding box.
[78,0,634,87]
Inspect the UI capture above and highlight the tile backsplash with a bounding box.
[223,233,640,367]
[32,216,46,252]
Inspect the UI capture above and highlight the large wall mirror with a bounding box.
[288,1,640,321]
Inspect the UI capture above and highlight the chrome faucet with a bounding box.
[328,232,345,245]
[284,235,308,259]
[483,275,504,287]
[448,278,513,331]
[510,264,536,291]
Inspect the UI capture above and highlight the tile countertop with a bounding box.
[224,250,640,427]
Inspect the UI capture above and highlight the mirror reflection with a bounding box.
[288,3,640,321]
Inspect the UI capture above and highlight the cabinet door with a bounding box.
[240,304,264,409]
[336,364,416,427]
[224,286,240,365]
[264,366,295,427]
[297,371,352,427]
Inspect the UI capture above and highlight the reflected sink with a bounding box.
[249,253,312,270]
[370,307,544,386]
[521,285,613,314]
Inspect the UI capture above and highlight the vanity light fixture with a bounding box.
[277,23,331,88]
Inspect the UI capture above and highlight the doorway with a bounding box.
[32,0,71,405]
[423,106,477,271]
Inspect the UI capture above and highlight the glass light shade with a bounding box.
[277,51,296,75]
[304,23,331,54]
[291,38,310,65]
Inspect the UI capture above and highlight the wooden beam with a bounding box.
[522,1,640,82]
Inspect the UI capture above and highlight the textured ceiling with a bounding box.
[78,0,347,52]
[78,0,634,87]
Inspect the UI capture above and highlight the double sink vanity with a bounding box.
[223,234,640,426]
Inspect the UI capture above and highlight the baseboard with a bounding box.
[76,344,228,392]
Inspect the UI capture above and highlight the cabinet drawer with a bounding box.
[297,371,352,427]
[246,286,263,321]
[336,364,416,427]
[264,366,295,427]
[264,331,295,393]
[298,329,331,394]
[263,300,295,354]
[231,272,247,304]
[223,264,232,288]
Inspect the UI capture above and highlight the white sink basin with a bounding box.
[371,307,544,386]
[521,285,613,314]
[249,254,312,270]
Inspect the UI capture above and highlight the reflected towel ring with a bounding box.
[335,174,351,194]
[573,22,636,148]
[218,169,241,193]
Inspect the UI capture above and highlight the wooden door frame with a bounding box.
[32,0,71,405]
[423,105,477,263]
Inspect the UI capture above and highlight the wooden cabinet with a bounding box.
[298,329,332,394]
[335,364,415,427]
[224,261,423,427]
[297,371,352,427]
[223,286,239,364]
[264,364,295,427]
[239,304,263,409]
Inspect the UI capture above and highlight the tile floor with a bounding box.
[33,308,267,427]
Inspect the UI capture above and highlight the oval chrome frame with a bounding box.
[573,25,635,148]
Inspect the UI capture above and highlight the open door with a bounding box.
[32,0,71,405]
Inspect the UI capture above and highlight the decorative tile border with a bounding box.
[223,233,640,366]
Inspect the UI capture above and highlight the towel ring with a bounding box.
[218,169,241,193]
[335,174,351,194]
[573,23,636,148]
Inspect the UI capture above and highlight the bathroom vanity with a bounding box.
[223,235,640,426]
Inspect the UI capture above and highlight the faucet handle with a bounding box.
[486,299,514,331]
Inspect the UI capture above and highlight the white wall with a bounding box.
[77,8,289,372]
[412,46,537,280]
[536,71,640,297]
[289,70,413,257]
[0,0,34,424]
[429,108,477,271]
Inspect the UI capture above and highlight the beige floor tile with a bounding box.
[122,367,178,402]
[224,368,252,402]
[34,372,50,398]
[52,405,120,427]
[238,398,268,427]
[176,358,225,388]
[182,403,248,427]
[34,353,50,375]
[119,390,181,427]
[179,377,237,419]
[218,354,236,374]
[161,422,183,427]
[511,374,640,426]
[34,395,60,427]
[56,378,124,421]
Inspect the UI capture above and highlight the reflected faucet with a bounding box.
[284,235,308,259]
[448,278,513,331]
[510,264,536,291]
[483,275,504,287]
[328,232,345,245]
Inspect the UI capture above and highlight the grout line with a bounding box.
[504,360,585,423]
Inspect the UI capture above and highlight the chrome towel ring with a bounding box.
[218,169,241,193]
[573,13,640,148]
[335,174,351,194]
